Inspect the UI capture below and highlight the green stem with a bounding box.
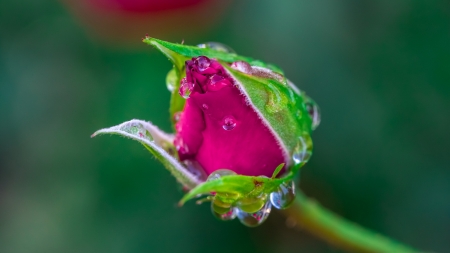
[282,191,420,253]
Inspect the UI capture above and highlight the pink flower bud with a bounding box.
[174,56,285,177]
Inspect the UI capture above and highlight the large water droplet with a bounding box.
[197,42,236,54]
[306,101,321,130]
[207,169,237,181]
[179,78,194,99]
[212,205,236,221]
[195,56,211,72]
[231,61,252,74]
[292,135,312,165]
[120,122,153,142]
[270,181,295,209]
[236,194,268,213]
[183,160,207,181]
[236,201,272,227]
[222,116,237,131]
[166,68,177,92]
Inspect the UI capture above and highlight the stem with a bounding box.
[282,191,420,253]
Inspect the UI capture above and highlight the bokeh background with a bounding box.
[1,1,449,252]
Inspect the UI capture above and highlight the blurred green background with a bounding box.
[1,1,449,252]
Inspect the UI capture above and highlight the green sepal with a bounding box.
[222,64,313,169]
[142,37,284,73]
[91,119,201,189]
[179,170,295,206]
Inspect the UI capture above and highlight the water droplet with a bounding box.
[236,201,272,227]
[173,112,181,122]
[195,56,211,72]
[212,205,236,221]
[251,66,286,84]
[174,137,189,155]
[207,169,237,181]
[197,42,236,53]
[121,123,153,142]
[292,135,312,165]
[202,104,209,110]
[166,68,177,92]
[237,194,268,213]
[211,198,232,214]
[179,78,194,99]
[206,74,230,92]
[306,101,321,130]
[183,160,207,181]
[270,181,295,209]
[222,116,237,131]
[231,61,252,74]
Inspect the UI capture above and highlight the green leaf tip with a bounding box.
[271,163,285,179]
[92,119,201,189]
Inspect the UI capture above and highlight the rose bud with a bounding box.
[63,0,231,48]
[92,38,320,227]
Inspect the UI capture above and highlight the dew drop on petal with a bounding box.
[183,159,208,181]
[202,104,209,110]
[207,169,237,181]
[292,135,312,165]
[222,116,237,131]
[197,42,236,54]
[174,137,189,155]
[270,181,295,209]
[236,201,272,227]
[179,78,194,99]
[306,101,321,130]
[195,56,211,72]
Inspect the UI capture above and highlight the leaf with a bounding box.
[179,172,295,206]
[91,119,201,189]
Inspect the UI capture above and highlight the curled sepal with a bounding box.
[179,167,294,206]
[91,119,202,189]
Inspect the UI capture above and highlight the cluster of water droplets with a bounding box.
[205,169,296,227]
